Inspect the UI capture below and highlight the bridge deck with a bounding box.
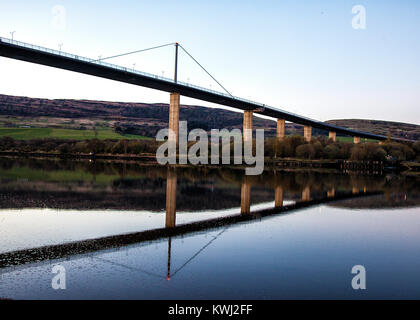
[0,37,408,142]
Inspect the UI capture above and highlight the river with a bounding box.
[0,158,419,299]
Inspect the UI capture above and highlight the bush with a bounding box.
[351,143,387,161]
[0,136,15,150]
[296,144,316,159]
[111,140,128,154]
[382,142,415,161]
[87,139,106,154]
[324,144,340,159]
[58,143,71,154]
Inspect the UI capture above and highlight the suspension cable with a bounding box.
[92,42,176,62]
[178,44,233,97]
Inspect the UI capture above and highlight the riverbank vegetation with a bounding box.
[0,135,419,162]
[265,136,420,161]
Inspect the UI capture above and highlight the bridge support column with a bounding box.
[276,119,285,140]
[275,185,284,208]
[169,93,180,144]
[243,110,253,143]
[354,136,361,144]
[241,179,251,214]
[302,186,311,201]
[329,131,336,142]
[327,187,335,198]
[165,169,177,228]
[304,126,312,142]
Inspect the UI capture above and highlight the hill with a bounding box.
[0,94,418,140]
[326,119,420,141]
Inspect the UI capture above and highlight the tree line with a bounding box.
[1,135,419,161]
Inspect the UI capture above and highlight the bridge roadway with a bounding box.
[0,37,408,142]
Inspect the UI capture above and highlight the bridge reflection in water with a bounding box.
[0,171,383,272]
[0,159,419,281]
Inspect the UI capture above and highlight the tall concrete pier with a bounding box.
[168,93,180,144]
[304,126,312,142]
[277,119,285,140]
[243,110,253,143]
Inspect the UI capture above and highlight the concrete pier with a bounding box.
[329,131,336,142]
[354,136,361,144]
[327,188,335,198]
[274,185,284,207]
[241,179,251,214]
[169,93,180,144]
[165,169,177,228]
[277,119,285,140]
[304,126,312,142]
[243,110,253,143]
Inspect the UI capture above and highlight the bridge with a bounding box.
[0,37,409,143]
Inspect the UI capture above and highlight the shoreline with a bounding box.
[1,151,418,175]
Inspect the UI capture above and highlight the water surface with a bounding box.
[0,158,419,299]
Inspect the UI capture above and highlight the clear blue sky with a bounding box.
[0,0,419,124]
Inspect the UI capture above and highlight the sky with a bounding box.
[0,0,419,124]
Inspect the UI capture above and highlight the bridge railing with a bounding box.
[0,36,319,124]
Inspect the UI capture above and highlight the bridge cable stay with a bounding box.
[178,44,233,97]
[93,255,168,280]
[88,227,228,280]
[169,226,229,279]
[89,41,233,97]
[91,42,176,62]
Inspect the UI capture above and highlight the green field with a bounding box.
[336,136,378,143]
[0,127,151,140]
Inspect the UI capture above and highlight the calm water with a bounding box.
[0,158,419,299]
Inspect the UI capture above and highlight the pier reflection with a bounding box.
[240,177,251,214]
[274,185,283,208]
[165,168,177,228]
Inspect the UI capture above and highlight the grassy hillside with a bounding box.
[0,127,149,140]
